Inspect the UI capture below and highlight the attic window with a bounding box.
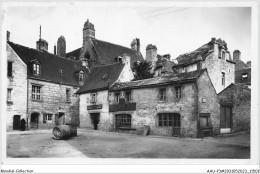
[33,62,40,75]
[60,69,63,75]
[79,71,84,82]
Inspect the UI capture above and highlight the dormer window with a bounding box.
[33,62,40,75]
[79,71,84,82]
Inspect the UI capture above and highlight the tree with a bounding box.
[132,61,154,80]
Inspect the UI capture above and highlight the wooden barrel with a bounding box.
[53,125,73,140]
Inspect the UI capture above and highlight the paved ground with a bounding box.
[6,129,250,158]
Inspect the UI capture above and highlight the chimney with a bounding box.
[54,45,57,55]
[36,25,48,52]
[83,19,95,45]
[36,39,48,52]
[146,44,157,72]
[7,31,10,41]
[246,61,251,67]
[233,50,241,62]
[136,38,140,52]
[57,36,66,57]
[122,53,131,68]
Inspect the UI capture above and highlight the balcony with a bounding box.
[109,100,136,112]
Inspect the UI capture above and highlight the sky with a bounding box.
[3,3,251,62]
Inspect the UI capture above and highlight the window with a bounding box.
[222,51,225,60]
[43,114,52,124]
[91,93,97,103]
[79,71,84,82]
[175,87,182,98]
[7,89,12,101]
[66,89,70,102]
[241,73,248,82]
[32,85,41,100]
[159,88,166,100]
[115,93,120,103]
[7,61,13,77]
[125,91,131,102]
[221,72,225,86]
[115,114,131,128]
[158,113,173,127]
[33,63,40,75]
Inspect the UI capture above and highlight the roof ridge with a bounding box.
[91,62,122,68]
[8,41,80,63]
[92,38,137,53]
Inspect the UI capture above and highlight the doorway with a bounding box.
[90,113,100,130]
[30,112,39,129]
[220,105,232,133]
[13,115,21,130]
[172,113,181,136]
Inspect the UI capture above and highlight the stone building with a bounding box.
[172,38,236,94]
[76,54,134,131]
[218,84,251,133]
[6,34,87,131]
[66,19,144,68]
[145,44,175,76]
[109,69,220,138]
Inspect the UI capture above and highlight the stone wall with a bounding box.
[27,79,80,129]
[204,43,235,93]
[109,82,199,137]
[6,44,28,131]
[197,71,220,135]
[79,90,111,131]
[218,84,251,132]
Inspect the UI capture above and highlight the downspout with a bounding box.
[195,81,200,138]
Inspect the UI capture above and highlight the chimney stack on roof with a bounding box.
[36,26,48,52]
[7,31,10,42]
[246,61,251,68]
[122,53,131,68]
[57,36,66,57]
[233,50,241,62]
[146,44,158,72]
[83,19,95,45]
[130,38,140,53]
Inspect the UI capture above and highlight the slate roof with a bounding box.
[66,38,144,67]
[76,63,125,94]
[66,48,81,60]
[155,56,176,73]
[174,42,214,67]
[110,69,206,91]
[174,38,234,67]
[91,39,144,66]
[8,41,86,86]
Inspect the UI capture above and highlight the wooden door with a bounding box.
[220,105,232,129]
[172,114,181,136]
[13,115,21,130]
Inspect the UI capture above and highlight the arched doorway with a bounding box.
[31,112,39,129]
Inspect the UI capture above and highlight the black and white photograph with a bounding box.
[1,1,259,173]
